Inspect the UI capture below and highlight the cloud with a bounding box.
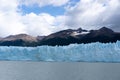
[22,13,56,36]
[0,0,70,37]
[0,0,68,37]
[65,0,120,31]
[20,0,70,7]
[0,0,120,37]
[22,13,68,36]
[0,0,26,37]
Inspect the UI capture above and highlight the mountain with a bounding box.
[36,36,46,41]
[38,28,89,46]
[0,27,120,46]
[1,34,37,42]
[39,27,120,46]
[0,34,38,46]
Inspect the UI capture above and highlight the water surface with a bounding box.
[0,61,120,80]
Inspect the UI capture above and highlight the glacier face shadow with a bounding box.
[0,41,120,62]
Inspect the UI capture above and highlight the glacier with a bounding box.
[0,41,120,62]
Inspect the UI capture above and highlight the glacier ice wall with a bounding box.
[0,41,120,62]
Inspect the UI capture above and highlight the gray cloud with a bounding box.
[64,0,120,31]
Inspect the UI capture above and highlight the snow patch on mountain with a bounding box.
[71,31,90,36]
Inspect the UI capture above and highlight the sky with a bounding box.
[0,0,120,37]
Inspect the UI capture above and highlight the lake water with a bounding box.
[0,41,120,62]
[0,61,120,80]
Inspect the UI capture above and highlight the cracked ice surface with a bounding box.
[0,41,120,62]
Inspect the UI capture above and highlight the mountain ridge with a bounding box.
[0,27,120,46]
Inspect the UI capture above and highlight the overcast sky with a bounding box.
[0,0,120,37]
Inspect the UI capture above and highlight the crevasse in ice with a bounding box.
[0,41,120,62]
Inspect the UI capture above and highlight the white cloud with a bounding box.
[22,13,56,36]
[0,0,26,37]
[65,0,120,31]
[20,0,70,7]
[0,0,68,36]
[0,0,120,37]
[0,0,67,37]
[21,13,68,36]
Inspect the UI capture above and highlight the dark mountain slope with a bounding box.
[0,27,120,46]
[39,27,120,46]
